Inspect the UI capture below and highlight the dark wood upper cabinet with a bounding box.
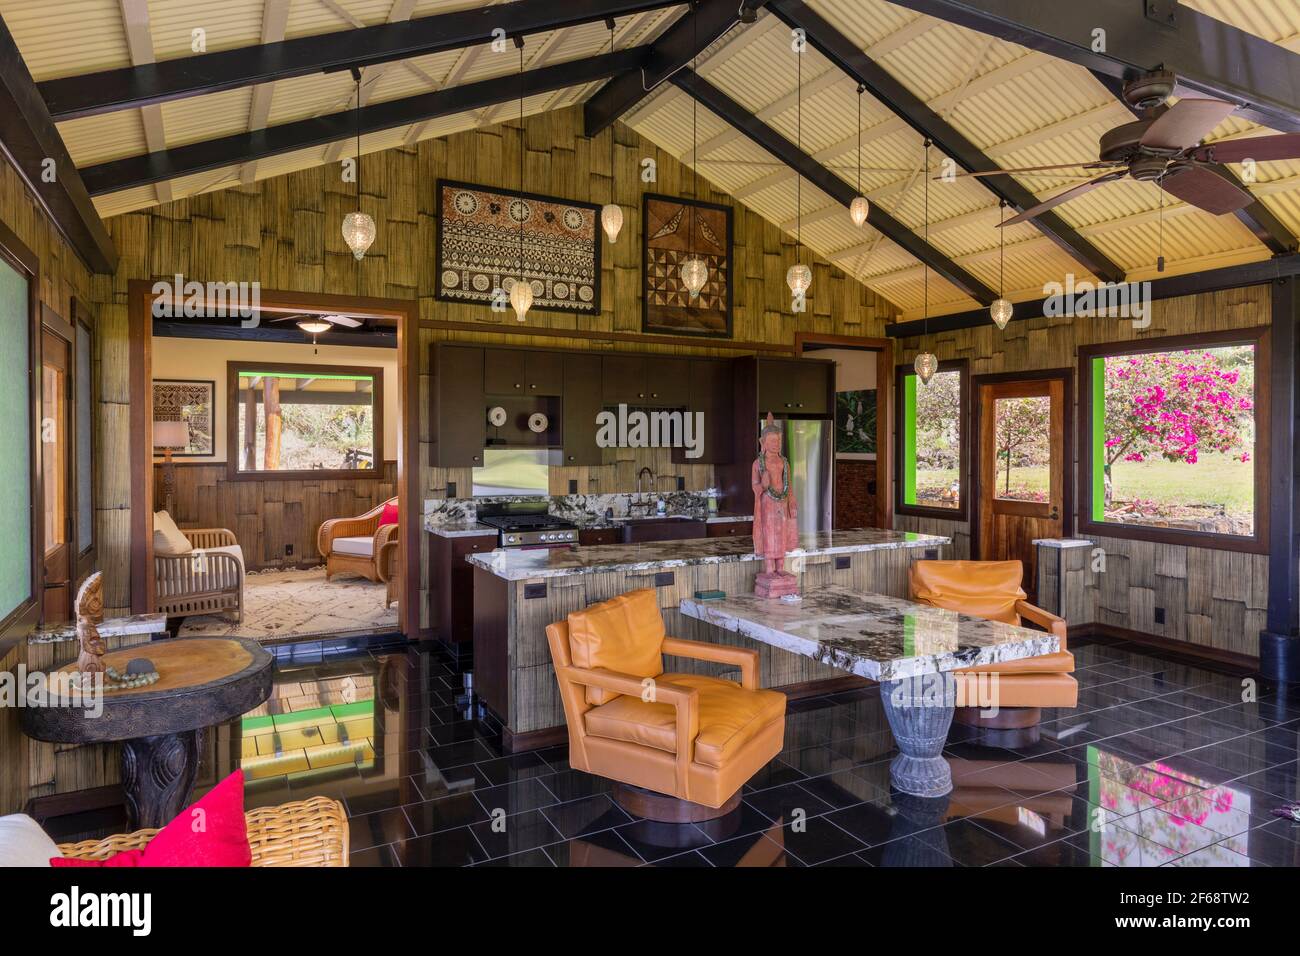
[647,358,691,406]
[484,349,526,395]
[675,358,733,465]
[562,353,604,466]
[758,358,832,416]
[432,343,486,467]
[602,354,647,405]
[524,351,564,395]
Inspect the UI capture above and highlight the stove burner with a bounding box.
[478,509,578,547]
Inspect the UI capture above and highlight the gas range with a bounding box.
[477,502,578,548]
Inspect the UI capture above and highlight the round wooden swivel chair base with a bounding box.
[612,783,741,823]
[953,706,1041,729]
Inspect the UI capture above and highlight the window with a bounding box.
[76,315,95,561]
[227,362,384,479]
[992,395,1052,502]
[895,360,968,519]
[0,226,37,637]
[1079,329,1267,551]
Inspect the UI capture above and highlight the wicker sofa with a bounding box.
[318,497,398,583]
[154,526,245,621]
[56,797,349,867]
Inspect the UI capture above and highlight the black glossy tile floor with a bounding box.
[45,633,1300,866]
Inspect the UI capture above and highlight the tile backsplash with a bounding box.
[425,491,723,526]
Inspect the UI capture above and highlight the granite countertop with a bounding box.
[424,517,498,538]
[467,528,949,581]
[425,512,751,537]
[28,613,169,645]
[567,512,751,530]
[679,585,1058,682]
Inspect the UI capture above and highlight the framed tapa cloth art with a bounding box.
[435,180,601,316]
[642,193,733,338]
[152,379,215,457]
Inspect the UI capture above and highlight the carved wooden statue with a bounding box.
[752,413,799,598]
[74,572,106,679]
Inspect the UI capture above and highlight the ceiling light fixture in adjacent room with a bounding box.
[341,67,376,261]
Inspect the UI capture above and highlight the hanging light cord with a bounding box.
[856,85,862,197]
[923,139,930,337]
[690,7,698,260]
[998,201,1005,296]
[354,69,362,298]
[518,40,525,287]
[609,21,616,204]
[796,40,802,262]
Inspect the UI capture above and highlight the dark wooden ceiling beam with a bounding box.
[583,0,768,138]
[673,68,997,304]
[885,253,1300,337]
[0,15,115,272]
[81,47,646,197]
[39,0,678,121]
[888,0,1300,133]
[770,0,1125,283]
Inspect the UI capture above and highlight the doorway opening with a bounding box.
[795,333,893,529]
[971,369,1073,603]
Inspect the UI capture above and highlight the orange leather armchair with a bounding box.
[545,589,786,821]
[909,560,1077,726]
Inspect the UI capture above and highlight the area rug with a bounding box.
[178,567,397,644]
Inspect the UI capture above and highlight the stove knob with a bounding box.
[507,534,518,544]
[541,533,552,541]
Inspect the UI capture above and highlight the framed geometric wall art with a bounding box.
[152,379,215,456]
[642,193,733,338]
[435,179,601,316]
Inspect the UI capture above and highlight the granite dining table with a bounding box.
[679,585,1060,798]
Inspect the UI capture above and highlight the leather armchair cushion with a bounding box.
[954,650,1075,675]
[583,673,786,769]
[910,560,1026,625]
[567,589,666,706]
[951,671,1078,708]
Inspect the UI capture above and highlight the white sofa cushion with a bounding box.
[0,814,60,867]
[153,510,192,555]
[331,535,374,557]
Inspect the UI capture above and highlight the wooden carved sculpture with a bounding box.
[752,413,799,599]
[74,572,106,678]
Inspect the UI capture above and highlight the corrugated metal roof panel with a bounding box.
[3,0,129,79]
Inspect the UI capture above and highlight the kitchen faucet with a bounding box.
[636,466,655,493]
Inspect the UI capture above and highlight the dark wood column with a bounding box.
[1261,275,1300,683]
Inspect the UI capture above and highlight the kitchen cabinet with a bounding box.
[484,349,564,395]
[758,358,833,416]
[578,527,619,547]
[706,519,753,538]
[601,355,647,405]
[675,358,733,465]
[432,343,486,468]
[562,353,603,466]
[646,358,690,406]
[429,529,497,649]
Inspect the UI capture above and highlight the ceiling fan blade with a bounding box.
[264,313,308,323]
[1159,165,1255,215]
[1000,173,1125,226]
[1196,133,1300,164]
[936,162,1115,180]
[1140,98,1236,150]
[326,315,364,328]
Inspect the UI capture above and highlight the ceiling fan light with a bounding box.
[786,263,812,296]
[849,195,870,228]
[914,351,939,385]
[342,211,376,260]
[989,297,1013,330]
[600,203,624,243]
[680,256,709,298]
[297,318,333,335]
[509,279,534,322]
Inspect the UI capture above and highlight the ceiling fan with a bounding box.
[263,312,366,334]
[942,71,1300,226]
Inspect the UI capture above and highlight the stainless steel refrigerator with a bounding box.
[762,417,833,534]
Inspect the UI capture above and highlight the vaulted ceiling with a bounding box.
[4,0,1300,319]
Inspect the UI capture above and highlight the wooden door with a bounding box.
[975,375,1069,603]
[41,327,73,622]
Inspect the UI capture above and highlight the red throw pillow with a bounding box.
[379,502,398,526]
[51,770,251,868]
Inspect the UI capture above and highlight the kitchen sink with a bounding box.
[620,516,708,544]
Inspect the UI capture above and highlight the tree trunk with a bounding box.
[242,386,256,470]
[263,378,281,470]
[1003,449,1011,495]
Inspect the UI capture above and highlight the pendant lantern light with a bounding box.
[679,4,708,299]
[510,37,533,322]
[849,84,870,227]
[599,19,624,243]
[989,201,1013,330]
[914,139,938,385]
[341,68,376,260]
[785,38,811,299]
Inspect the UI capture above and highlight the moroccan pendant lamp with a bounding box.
[785,40,811,300]
[509,37,533,322]
[914,139,938,385]
[849,84,870,227]
[990,200,1012,329]
[341,67,376,261]
[599,18,623,243]
[679,4,708,299]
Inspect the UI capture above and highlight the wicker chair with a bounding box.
[318,498,398,583]
[378,538,401,610]
[55,797,349,867]
[154,527,245,622]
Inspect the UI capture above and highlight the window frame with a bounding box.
[1077,327,1270,555]
[73,298,97,579]
[0,218,41,647]
[225,360,385,482]
[894,358,970,522]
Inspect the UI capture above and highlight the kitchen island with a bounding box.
[469,528,949,750]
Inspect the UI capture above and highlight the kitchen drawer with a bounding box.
[578,528,620,547]
[706,520,753,538]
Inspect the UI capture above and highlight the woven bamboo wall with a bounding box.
[894,284,1271,655]
[153,461,398,570]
